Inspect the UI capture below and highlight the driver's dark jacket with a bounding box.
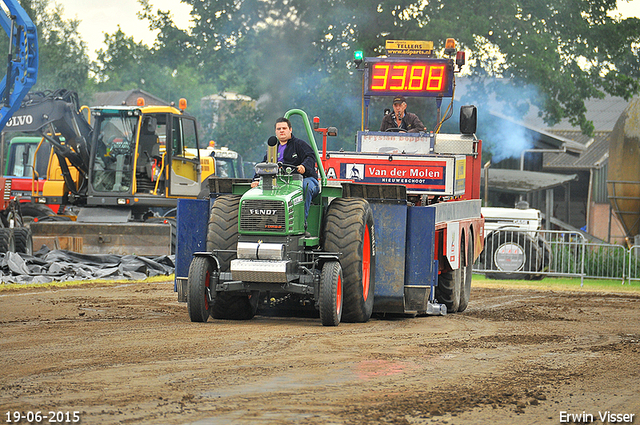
[379,111,425,133]
[253,135,318,181]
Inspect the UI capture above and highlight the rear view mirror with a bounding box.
[460,105,477,135]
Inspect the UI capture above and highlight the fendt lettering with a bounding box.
[5,115,33,127]
[249,209,278,215]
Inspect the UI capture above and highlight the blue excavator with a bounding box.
[0,0,37,253]
[0,0,38,130]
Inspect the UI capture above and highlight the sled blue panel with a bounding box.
[405,206,436,286]
[370,202,407,314]
[404,206,437,311]
[174,199,209,291]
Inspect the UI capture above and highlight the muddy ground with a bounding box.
[1,279,639,425]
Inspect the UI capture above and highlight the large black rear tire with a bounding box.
[323,198,375,323]
[319,261,343,326]
[206,195,257,320]
[206,195,241,269]
[187,256,214,323]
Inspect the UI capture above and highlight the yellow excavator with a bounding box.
[4,89,229,255]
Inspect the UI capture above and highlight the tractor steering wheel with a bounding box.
[385,127,404,133]
[279,162,299,175]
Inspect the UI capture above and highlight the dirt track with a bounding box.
[1,280,639,425]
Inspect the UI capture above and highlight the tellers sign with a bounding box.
[364,57,454,97]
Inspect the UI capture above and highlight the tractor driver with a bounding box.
[379,95,426,133]
[251,117,320,227]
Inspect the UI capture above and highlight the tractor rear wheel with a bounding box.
[323,198,375,323]
[437,243,462,313]
[206,195,257,320]
[187,256,214,322]
[319,261,343,326]
[206,195,241,269]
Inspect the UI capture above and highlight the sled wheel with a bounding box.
[458,239,473,312]
[319,261,343,326]
[437,243,462,313]
[323,198,375,323]
[187,256,215,323]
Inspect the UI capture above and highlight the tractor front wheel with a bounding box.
[187,256,215,323]
[319,261,343,326]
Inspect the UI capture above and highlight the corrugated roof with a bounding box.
[543,131,610,170]
[481,168,578,194]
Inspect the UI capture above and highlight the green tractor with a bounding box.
[186,110,375,326]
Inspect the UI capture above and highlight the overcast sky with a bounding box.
[55,0,192,59]
[56,0,639,61]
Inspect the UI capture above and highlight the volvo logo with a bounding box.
[249,209,278,215]
[5,114,34,127]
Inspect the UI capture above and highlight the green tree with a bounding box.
[184,0,640,135]
[19,0,91,95]
[93,28,153,91]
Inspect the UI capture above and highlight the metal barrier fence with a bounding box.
[628,246,640,284]
[473,228,640,284]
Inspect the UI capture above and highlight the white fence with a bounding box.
[473,228,639,284]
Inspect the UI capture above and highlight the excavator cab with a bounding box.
[90,111,138,193]
[87,107,201,202]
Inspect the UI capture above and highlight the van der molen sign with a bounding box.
[385,40,434,57]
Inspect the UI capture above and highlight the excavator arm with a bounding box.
[0,0,38,131]
[2,89,93,197]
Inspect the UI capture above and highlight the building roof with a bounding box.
[457,78,631,171]
[90,89,170,107]
[481,168,578,194]
[543,131,610,170]
[521,95,629,132]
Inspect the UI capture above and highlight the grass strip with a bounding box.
[473,273,640,293]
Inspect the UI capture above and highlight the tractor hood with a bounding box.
[238,178,305,235]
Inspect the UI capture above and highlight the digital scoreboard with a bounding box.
[363,57,454,98]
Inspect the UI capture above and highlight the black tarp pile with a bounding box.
[0,247,175,284]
